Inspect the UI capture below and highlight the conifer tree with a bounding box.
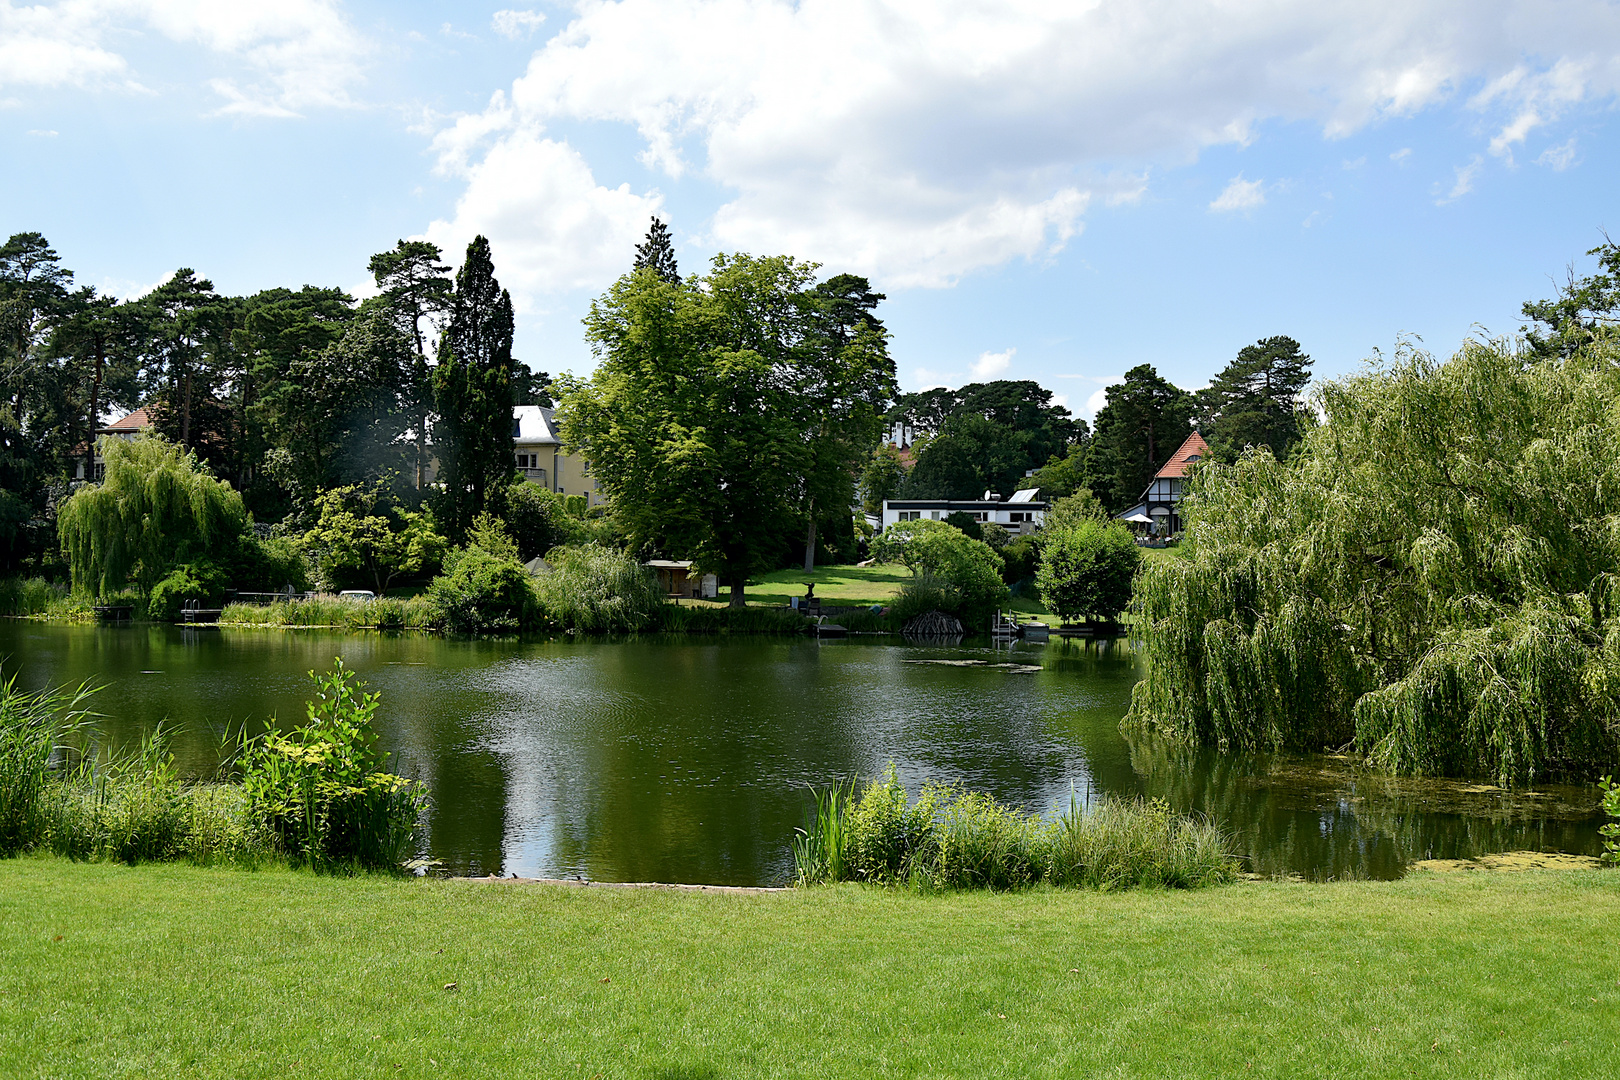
[1198,336,1312,462]
[433,236,515,537]
[632,217,680,283]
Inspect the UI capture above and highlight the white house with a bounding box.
[880,489,1047,534]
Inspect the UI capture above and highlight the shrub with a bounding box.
[794,766,1236,891]
[1601,776,1619,866]
[0,674,95,856]
[147,561,230,621]
[426,548,538,633]
[999,535,1039,588]
[219,596,436,631]
[238,659,428,869]
[888,574,957,627]
[944,511,983,541]
[302,483,446,594]
[1036,519,1140,623]
[0,577,84,618]
[532,544,666,633]
[869,519,1008,629]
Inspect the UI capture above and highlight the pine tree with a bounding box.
[1198,336,1312,462]
[632,217,680,283]
[433,236,515,537]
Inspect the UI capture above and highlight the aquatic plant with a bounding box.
[219,595,436,631]
[0,577,92,619]
[0,674,95,856]
[238,659,428,870]
[793,766,1236,890]
[531,544,665,632]
[1600,776,1620,866]
[425,547,539,633]
[1128,336,1620,782]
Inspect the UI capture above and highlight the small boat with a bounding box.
[1020,622,1050,643]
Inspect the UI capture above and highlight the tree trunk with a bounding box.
[181,370,193,448]
[728,573,747,608]
[802,516,817,572]
[85,337,103,480]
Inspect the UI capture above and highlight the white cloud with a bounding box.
[1390,147,1413,164]
[971,348,1015,380]
[0,1,369,116]
[1537,137,1579,170]
[433,0,1620,302]
[493,10,547,39]
[1210,175,1266,212]
[1436,155,1483,203]
[27,128,57,136]
[1084,385,1113,421]
[423,127,662,302]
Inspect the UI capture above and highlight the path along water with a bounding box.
[0,621,1603,884]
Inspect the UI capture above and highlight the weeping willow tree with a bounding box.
[58,434,247,597]
[1127,335,1620,783]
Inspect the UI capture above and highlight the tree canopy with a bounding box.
[633,217,680,284]
[1197,336,1312,463]
[1128,335,1620,782]
[57,434,247,597]
[1089,365,1196,512]
[891,380,1082,498]
[558,253,894,605]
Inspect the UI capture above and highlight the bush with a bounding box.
[888,574,957,627]
[944,511,983,541]
[794,765,1235,891]
[0,576,84,618]
[147,561,230,621]
[531,544,666,633]
[0,675,94,856]
[426,548,538,634]
[219,596,436,631]
[869,519,1008,629]
[999,535,1039,588]
[238,659,428,869]
[303,483,446,594]
[1036,519,1140,623]
[1601,776,1619,866]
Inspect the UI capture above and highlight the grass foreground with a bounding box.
[2,860,1617,1077]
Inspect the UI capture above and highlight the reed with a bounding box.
[531,545,665,632]
[794,766,1237,891]
[0,577,94,620]
[218,595,435,631]
[656,604,809,635]
[0,674,96,856]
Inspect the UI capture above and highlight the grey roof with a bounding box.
[513,405,560,444]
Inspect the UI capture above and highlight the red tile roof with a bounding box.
[1154,432,1209,479]
[103,408,150,432]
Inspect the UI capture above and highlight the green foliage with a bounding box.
[560,252,893,606]
[890,380,1082,497]
[868,519,1007,626]
[57,434,247,597]
[147,561,229,621]
[633,216,681,283]
[944,510,983,540]
[433,236,515,537]
[1028,443,1091,499]
[1128,337,1620,782]
[887,574,959,627]
[302,483,445,593]
[1090,364,1196,512]
[0,576,79,617]
[238,660,427,869]
[998,535,1040,588]
[1521,237,1620,359]
[1198,336,1313,463]
[219,595,435,631]
[503,480,573,559]
[1599,776,1619,866]
[531,544,666,633]
[858,444,908,515]
[425,548,538,634]
[1043,488,1109,531]
[794,766,1235,891]
[654,604,808,635]
[0,674,94,856]
[1036,518,1140,623]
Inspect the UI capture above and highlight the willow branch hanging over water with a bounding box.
[1126,334,1620,783]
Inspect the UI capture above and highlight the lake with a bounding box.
[0,621,1604,884]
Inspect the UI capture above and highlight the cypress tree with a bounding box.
[632,217,680,283]
[433,236,514,537]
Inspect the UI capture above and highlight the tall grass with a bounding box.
[794,765,1236,890]
[0,674,95,856]
[0,576,93,620]
[219,595,435,631]
[532,545,667,632]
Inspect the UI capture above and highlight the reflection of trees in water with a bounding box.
[1124,732,1605,880]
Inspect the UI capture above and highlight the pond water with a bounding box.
[0,621,1604,884]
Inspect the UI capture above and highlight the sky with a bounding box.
[3,0,1618,422]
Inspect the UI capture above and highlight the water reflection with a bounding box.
[0,622,1603,884]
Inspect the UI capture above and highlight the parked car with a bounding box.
[337,590,378,602]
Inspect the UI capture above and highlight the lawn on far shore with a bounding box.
[2,859,1616,1078]
[731,564,1058,620]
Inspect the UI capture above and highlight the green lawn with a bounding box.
[3,859,1617,1078]
[739,564,1057,620]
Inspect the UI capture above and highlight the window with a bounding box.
[898,511,921,521]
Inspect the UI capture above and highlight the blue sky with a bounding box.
[3,0,1618,421]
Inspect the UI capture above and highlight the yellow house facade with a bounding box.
[513,405,605,507]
